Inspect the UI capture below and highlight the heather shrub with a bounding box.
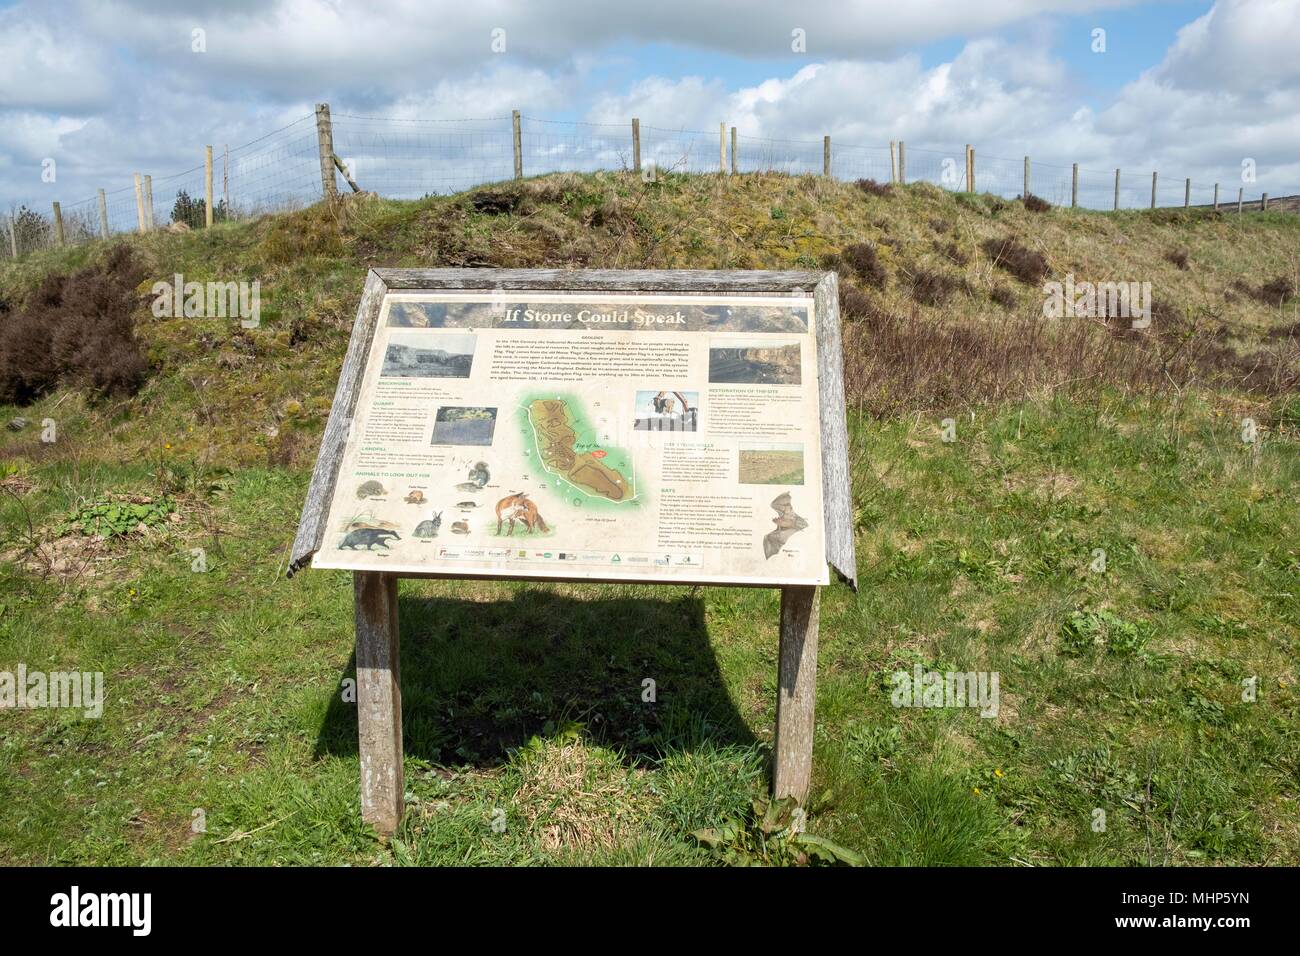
[983,237,1049,284]
[0,245,148,404]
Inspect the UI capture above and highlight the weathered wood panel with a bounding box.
[773,584,820,802]
[374,268,823,293]
[355,571,403,837]
[813,272,858,589]
[288,270,387,575]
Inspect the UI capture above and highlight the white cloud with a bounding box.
[0,10,114,112]
[1,0,1297,211]
[1153,0,1300,93]
[586,1,1300,197]
[80,0,1142,81]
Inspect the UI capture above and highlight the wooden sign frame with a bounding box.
[289,268,856,837]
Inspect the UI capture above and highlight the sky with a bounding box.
[2,0,1297,215]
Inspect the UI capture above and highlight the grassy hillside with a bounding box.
[1,172,1297,865]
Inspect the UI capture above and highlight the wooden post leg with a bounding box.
[354,571,403,838]
[773,585,820,803]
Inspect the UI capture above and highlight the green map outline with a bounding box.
[518,391,639,511]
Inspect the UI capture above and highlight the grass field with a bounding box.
[739,448,806,485]
[1,172,1297,865]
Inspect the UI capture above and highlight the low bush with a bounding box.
[855,178,892,198]
[841,300,1299,417]
[910,268,962,307]
[0,245,147,405]
[983,237,1049,284]
[990,285,1018,309]
[834,242,889,288]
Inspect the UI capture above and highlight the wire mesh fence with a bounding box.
[3,109,1291,263]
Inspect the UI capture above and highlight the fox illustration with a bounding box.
[495,492,549,536]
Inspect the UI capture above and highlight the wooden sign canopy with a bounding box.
[289,268,856,837]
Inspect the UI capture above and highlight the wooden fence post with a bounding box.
[97,189,109,239]
[133,174,146,233]
[333,155,361,193]
[730,126,737,174]
[144,175,154,229]
[1072,163,1079,208]
[823,135,830,177]
[631,118,641,175]
[511,110,523,180]
[7,215,17,259]
[205,146,214,228]
[315,103,337,201]
[969,147,976,193]
[889,141,897,184]
[1023,155,1030,200]
[898,141,906,185]
[1150,171,1157,210]
[1184,178,1191,208]
[52,202,64,246]
[1213,183,1220,211]
[1261,193,1269,211]
[1114,168,1120,211]
[1237,187,1244,213]
[964,144,972,192]
[773,585,820,803]
[354,571,404,838]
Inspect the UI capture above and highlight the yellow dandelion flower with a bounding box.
[994,768,1004,778]
[973,787,981,796]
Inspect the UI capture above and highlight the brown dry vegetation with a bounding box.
[1,171,1297,465]
[983,237,1050,284]
[838,293,1299,417]
[1022,194,1052,213]
[0,245,147,404]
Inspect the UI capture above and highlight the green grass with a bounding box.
[1,173,1297,865]
[1,392,1296,865]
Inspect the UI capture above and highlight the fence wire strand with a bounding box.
[2,112,1290,261]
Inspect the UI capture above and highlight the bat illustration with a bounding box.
[763,492,808,559]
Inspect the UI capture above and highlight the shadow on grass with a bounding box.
[314,585,757,768]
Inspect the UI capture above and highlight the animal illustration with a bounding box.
[455,500,478,509]
[412,512,442,539]
[340,528,401,551]
[404,489,425,504]
[356,480,386,499]
[344,510,397,532]
[495,492,549,536]
[451,520,470,534]
[763,492,808,559]
[454,461,491,492]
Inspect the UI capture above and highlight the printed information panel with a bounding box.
[312,291,828,585]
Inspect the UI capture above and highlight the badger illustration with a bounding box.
[340,528,401,550]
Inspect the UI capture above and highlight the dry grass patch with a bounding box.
[512,734,659,853]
